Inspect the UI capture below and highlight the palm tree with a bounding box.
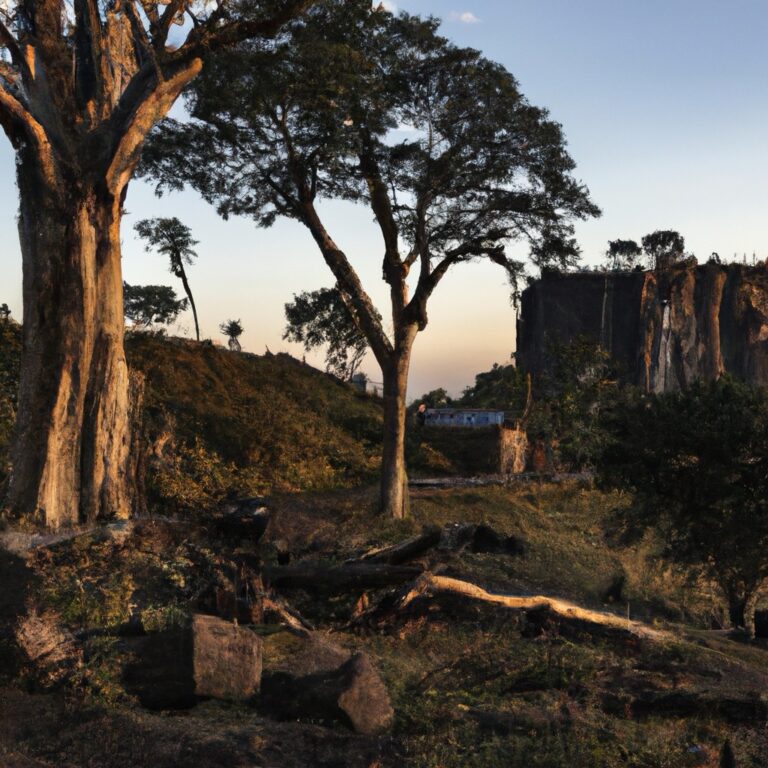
[220,319,245,352]
[135,218,201,341]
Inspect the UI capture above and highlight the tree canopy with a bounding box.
[642,230,685,271]
[123,283,188,328]
[599,377,768,633]
[605,239,642,271]
[284,286,377,380]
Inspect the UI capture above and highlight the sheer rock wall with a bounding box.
[516,263,768,392]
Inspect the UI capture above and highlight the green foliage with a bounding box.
[605,238,642,271]
[134,217,198,278]
[284,286,375,380]
[599,376,768,626]
[123,283,188,328]
[529,336,616,469]
[642,229,685,271]
[459,363,528,413]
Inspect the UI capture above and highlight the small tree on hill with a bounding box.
[220,319,244,352]
[642,230,685,271]
[0,304,10,322]
[135,218,201,341]
[142,2,599,518]
[123,284,188,329]
[599,377,768,635]
[284,286,377,380]
[605,239,642,271]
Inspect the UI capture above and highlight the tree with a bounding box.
[0,0,313,527]
[284,286,376,380]
[641,230,685,271]
[220,318,244,351]
[123,283,188,329]
[599,377,768,635]
[142,2,599,517]
[135,217,201,341]
[0,304,10,321]
[605,239,642,271]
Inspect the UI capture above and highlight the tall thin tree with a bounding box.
[135,217,201,341]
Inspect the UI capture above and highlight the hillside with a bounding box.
[0,327,384,513]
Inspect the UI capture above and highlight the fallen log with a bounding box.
[347,526,442,565]
[264,563,424,592]
[378,573,668,641]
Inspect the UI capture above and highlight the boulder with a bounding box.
[260,651,393,735]
[192,614,262,699]
[124,614,262,709]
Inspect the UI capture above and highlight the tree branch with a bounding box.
[0,83,59,185]
[0,17,23,68]
[170,0,315,64]
[106,58,203,193]
[298,198,394,366]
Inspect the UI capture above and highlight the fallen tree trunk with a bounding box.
[264,563,424,592]
[379,573,668,641]
[347,526,441,565]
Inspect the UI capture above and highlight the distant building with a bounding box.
[424,408,505,427]
[351,372,383,396]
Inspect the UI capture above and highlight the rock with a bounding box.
[260,651,393,735]
[192,614,262,700]
[15,610,81,687]
[124,614,262,709]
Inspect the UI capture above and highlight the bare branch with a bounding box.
[0,16,32,82]
[0,83,59,186]
[106,58,203,193]
[124,0,161,75]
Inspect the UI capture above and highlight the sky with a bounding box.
[1,1,768,397]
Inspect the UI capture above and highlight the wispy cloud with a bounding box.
[380,1,398,12]
[449,10,481,24]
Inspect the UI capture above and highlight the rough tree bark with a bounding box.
[0,0,312,528]
[379,328,417,519]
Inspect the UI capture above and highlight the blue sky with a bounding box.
[1,1,767,396]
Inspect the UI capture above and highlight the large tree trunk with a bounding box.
[380,330,417,519]
[6,157,131,529]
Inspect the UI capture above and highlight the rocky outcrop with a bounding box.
[517,262,768,392]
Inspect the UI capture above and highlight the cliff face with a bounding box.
[516,263,768,392]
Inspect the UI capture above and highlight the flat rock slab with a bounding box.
[193,614,262,699]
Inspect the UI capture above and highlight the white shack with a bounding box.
[424,408,505,427]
